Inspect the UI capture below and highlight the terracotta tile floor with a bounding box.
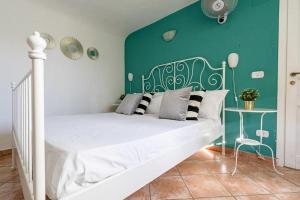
[1,149,300,200]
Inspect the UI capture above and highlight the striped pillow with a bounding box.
[186,90,206,120]
[135,93,153,115]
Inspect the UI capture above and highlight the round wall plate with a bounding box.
[162,30,177,42]
[60,37,83,60]
[40,32,55,50]
[87,47,99,60]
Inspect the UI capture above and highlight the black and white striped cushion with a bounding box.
[186,90,206,120]
[135,93,153,115]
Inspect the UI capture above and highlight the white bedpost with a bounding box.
[27,32,47,200]
[222,61,226,156]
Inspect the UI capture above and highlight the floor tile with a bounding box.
[1,148,300,200]
[230,151,252,163]
[236,161,268,174]
[205,159,240,174]
[125,185,150,200]
[161,167,180,177]
[150,176,191,200]
[208,146,233,155]
[0,150,12,157]
[248,159,279,173]
[0,155,12,167]
[0,167,19,183]
[249,171,300,193]
[182,175,230,198]
[281,170,300,186]
[177,160,210,175]
[0,182,24,200]
[249,157,287,174]
[194,197,235,200]
[275,193,300,200]
[162,199,192,200]
[235,194,278,200]
[217,174,270,196]
[186,149,221,161]
[278,167,300,173]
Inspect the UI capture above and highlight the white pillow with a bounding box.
[198,90,229,120]
[145,92,163,114]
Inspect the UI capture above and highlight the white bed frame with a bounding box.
[11,32,226,200]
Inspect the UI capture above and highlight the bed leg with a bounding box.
[222,125,226,156]
[222,142,226,156]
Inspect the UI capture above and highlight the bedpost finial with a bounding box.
[27,31,47,60]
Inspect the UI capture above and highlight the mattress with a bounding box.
[45,113,222,199]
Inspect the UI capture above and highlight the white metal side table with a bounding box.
[225,107,282,176]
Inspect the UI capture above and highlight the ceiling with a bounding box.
[33,0,198,36]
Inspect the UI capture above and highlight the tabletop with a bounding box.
[225,107,277,113]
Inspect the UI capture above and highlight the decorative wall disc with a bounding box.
[60,37,83,60]
[87,47,99,60]
[162,30,177,42]
[40,32,55,50]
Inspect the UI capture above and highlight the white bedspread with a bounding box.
[45,113,221,199]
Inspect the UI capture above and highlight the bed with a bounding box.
[45,113,222,199]
[11,32,227,200]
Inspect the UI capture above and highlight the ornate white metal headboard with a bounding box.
[142,57,226,93]
[142,56,227,155]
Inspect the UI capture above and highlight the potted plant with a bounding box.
[239,88,260,110]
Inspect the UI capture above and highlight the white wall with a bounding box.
[0,0,125,150]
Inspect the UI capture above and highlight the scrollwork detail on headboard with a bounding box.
[142,57,225,93]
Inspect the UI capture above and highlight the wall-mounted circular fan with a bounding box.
[201,0,238,24]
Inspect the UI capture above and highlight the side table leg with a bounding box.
[233,140,237,157]
[260,144,283,175]
[232,143,244,176]
[257,113,266,158]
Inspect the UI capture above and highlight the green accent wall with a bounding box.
[125,0,279,156]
